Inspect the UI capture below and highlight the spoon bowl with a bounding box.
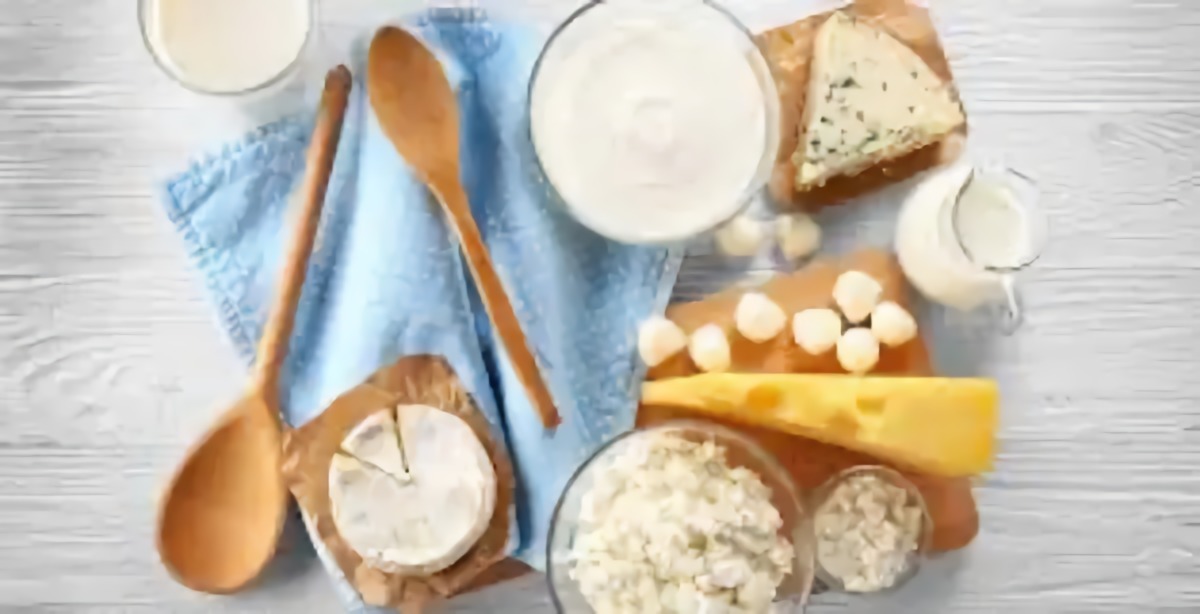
[155,67,352,594]
[157,398,287,593]
[367,27,461,184]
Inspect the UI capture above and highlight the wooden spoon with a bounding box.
[366,26,560,429]
[156,66,353,594]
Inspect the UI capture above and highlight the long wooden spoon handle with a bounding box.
[252,66,353,404]
[434,180,562,429]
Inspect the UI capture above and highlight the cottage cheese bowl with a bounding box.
[811,466,932,595]
[528,0,780,245]
[547,421,814,613]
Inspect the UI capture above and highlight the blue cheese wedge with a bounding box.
[795,11,965,190]
[330,405,497,575]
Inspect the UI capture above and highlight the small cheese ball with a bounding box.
[776,213,822,260]
[833,270,884,324]
[714,215,766,257]
[837,327,880,375]
[871,301,918,347]
[637,316,688,368]
[689,324,732,373]
[734,292,787,343]
[792,308,843,355]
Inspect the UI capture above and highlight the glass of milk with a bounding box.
[895,160,1047,333]
[138,0,315,97]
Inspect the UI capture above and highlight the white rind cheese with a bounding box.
[340,409,409,481]
[330,405,497,575]
[795,11,965,190]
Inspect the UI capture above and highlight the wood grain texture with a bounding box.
[1,0,1199,612]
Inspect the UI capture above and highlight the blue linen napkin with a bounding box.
[161,10,682,610]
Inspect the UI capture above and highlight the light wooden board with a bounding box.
[640,249,980,554]
[2,0,1199,612]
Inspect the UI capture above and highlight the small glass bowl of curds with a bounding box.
[809,465,934,595]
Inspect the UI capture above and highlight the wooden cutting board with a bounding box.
[640,249,979,552]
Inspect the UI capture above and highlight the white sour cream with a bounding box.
[530,3,776,244]
[142,0,311,94]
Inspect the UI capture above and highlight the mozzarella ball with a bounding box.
[837,328,880,375]
[637,316,688,368]
[734,293,788,343]
[832,270,884,324]
[792,308,843,355]
[776,213,822,260]
[871,301,918,347]
[689,324,732,373]
[714,215,766,257]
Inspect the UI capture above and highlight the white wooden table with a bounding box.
[2,0,1198,611]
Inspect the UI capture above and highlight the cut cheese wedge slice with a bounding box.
[794,11,965,191]
[330,405,497,575]
[340,408,409,481]
[642,373,998,477]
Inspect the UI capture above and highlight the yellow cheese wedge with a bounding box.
[641,374,998,477]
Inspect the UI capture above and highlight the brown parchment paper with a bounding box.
[281,355,515,612]
[758,0,968,210]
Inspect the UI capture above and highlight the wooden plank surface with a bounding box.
[2,0,1199,612]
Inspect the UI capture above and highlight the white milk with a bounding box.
[895,163,1035,312]
[142,0,311,94]
[953,176,1034,270]
[530,2,777,244]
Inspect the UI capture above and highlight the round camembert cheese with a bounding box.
[329,405,497,575]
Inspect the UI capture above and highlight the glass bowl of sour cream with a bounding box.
[547,420,814,613]
[528,0,781,245]
[138,0,314,97]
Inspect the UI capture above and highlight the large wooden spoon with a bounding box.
[366,26,560,429]
[156,66,353,594]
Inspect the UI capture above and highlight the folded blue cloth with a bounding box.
[161,10,682,611]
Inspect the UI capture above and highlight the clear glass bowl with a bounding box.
[810,465,933,595]
[527,0,781,245]
[137,0,316,97]
[546,420,815,613]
